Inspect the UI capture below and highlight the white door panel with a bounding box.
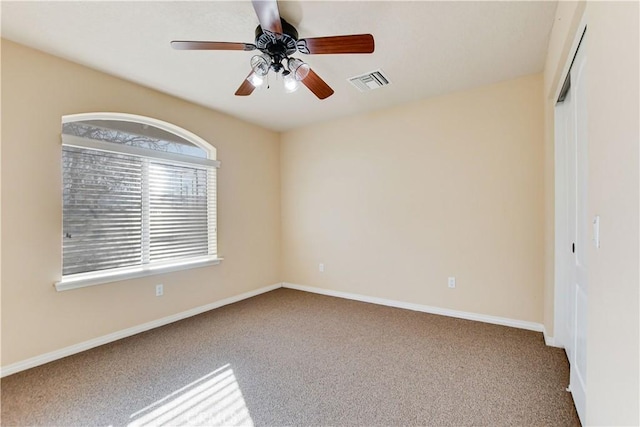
[555,30,587,425]
[571,35,588,425]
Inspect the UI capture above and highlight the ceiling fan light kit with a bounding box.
[171,0,375,100]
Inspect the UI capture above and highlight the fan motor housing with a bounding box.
[255,18,298,56]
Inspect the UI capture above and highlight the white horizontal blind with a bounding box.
[62,147,143,275]
[208,168,217,257]
[62,147,217,277]
[149,162,209,262]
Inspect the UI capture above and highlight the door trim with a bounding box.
[553,14,587,351]
[553,12,588,427]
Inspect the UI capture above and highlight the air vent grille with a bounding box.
[348,69,391,92]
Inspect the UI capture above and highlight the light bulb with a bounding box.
[248,72,265,88]
[283,72,300,93]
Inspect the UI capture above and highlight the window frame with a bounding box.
[55,113,222,291]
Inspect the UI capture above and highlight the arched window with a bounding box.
[57,113,220,290]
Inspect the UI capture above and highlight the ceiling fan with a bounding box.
[171,0,375,100]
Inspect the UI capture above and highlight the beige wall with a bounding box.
[281,74,544,323]
[542,1,639,424]
[1,40,281,366]
[585,2,639,424]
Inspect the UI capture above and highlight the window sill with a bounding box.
[55,256,223,291]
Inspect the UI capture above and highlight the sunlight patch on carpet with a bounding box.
[128,364,254,426]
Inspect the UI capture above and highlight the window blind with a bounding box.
[62,146,215,276]
[62,147,143,275]
[149,162,210,262]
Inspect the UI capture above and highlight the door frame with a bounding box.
[553,14,587,351]
[553,12,588,426]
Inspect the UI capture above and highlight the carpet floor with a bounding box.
[1,288,580,426]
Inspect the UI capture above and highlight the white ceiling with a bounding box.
[1,1,557,132]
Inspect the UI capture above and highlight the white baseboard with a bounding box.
[543,328,564,348]
[283,282,545,333]
[3,282,558,377]
[543,332,555,346]
[0,283,282,378]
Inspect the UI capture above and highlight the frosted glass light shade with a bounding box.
[288,58,309,81]
[250,54,270,77]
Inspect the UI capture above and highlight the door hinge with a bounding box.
[572,243,575,253]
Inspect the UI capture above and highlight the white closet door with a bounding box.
[570,33,588,425]
[560,33,588,424]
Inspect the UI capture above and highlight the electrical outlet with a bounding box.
[448,277,456,289]
[156,284,164,297]
[319,263,325,273]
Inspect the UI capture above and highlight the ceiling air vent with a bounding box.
[348,69,391,92]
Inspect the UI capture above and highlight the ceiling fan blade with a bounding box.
[235,72,257,96]
[252,0,283,34]
[171,41,256,51]
[302,69,334,100]
[296,34,375,55]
